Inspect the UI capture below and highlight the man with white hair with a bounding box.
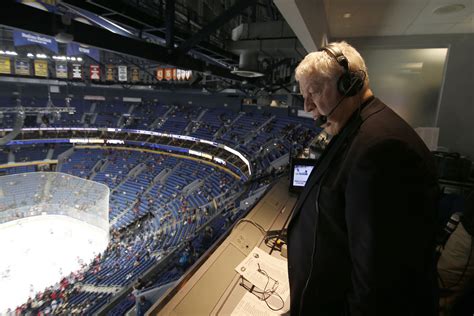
[287,41,439,315]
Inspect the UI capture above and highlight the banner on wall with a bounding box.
[106,65,114,81]
[67,42,100,61]
[176,69,186,81]
[90,65,100,80]
[156,68,163,81]
[55,62,68,78]
[34,59,48,77]
[15,59,30,76]
[131,67,140,82]
[164,68,172,81]
[118,65,127,82]
[156,68,192,81]
[71,63,82,79]
[0,57,11,74]
[13,30,58,53]
[185,70,192,80]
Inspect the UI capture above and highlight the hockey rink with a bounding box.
[0,214,109,313]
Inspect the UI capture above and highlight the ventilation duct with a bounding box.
[231,51,264,78]
[228,21,306,78]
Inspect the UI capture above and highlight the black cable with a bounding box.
[257,265,285,311]
[268,205,292,255]
[239,264,285,312]
[232,218,266,236]
[264,235,278,249]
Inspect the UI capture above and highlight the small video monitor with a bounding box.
[289,158,317,192]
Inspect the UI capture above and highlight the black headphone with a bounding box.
[320,44,364,96]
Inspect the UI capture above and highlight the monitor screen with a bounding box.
[289,158,317,192]
[293,165,315,187]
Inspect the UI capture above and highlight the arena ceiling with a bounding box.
[0,0,300,95]
[0,0,471,95]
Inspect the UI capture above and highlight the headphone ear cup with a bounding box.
[337,73,352,95]
[338,72,364,96]
[351,73,364,95]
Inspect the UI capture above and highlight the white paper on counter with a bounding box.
[232,247,290,315]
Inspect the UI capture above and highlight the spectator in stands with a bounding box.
[288,41,439,315]
[178,249,191,271]
[202,226,214,248]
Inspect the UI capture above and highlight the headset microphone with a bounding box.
[314,116,327,127]
[314,87,353,127]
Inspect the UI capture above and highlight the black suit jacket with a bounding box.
[287,98,439,316]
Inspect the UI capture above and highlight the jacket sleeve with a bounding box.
[344,139,437,316]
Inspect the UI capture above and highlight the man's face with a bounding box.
[299,75,340,135]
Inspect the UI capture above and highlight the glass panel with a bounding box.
[359,48,448,128]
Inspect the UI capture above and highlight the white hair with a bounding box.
[295,41,369,90]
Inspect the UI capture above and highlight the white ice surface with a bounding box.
[0,214,108,313]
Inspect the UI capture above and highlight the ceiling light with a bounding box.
[55,32,74,44]
[400,62,423,70]
[74,17,93,25]
[0,50,17,56]
[397,62,424,74]
[22,2,48,11]
[230,69,265,78]
[343,13,351,18]
[433,4,466,15]
[27,53,34,58]
[100,16,134,35]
